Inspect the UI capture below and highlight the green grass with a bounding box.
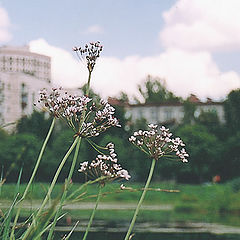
[1,182,240,227]
[0,181,224,203]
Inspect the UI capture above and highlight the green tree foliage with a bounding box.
[220,131,240,181]
[195,110,224,139]
[136,75,181,104]
[182,101,196,124]
[3,86,240,184]
[176,124,221,183]
[16,111,52,141]
[118,91,129,103]
[39,129,90,182]
[0,133,41,182]
[224,89,240,134]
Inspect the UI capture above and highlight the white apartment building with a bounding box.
[125,97,225,125]
[0,45,51,83]
[0,46,52,131]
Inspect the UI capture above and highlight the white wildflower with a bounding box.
[78,142,130,183]
[129,124,189,163]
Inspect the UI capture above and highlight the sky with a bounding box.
[0,0,240,101]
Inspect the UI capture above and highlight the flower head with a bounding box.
[129,124,189,162]
[38,88,120,137]
[78,142,131,184]
[73,41,103,72]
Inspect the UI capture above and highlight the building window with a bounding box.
[32,92,35,104]
[138,109,143,119]
[0,82,5,104]
[21,83,28,110]
[150,107,158,122]
[165,109,173,121]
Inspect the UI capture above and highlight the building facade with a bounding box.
[0,45,51,83]
[124,95,225,126]
[0,46,51,131]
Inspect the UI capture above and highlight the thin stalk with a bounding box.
[47,68,93,239]
[22,136,79,240]
[86,71,91,97]
[86,139,105,155]
[124,158,156,240]
[82,186,102,240]
[33,213,66,240]
[66,176,107,201]
[86,139,108,150]
[10,118,55,240]
[64,220,79,240]
[38,136,79,213]
[47,137,82,240]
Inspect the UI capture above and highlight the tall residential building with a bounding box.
[0,45,52,131]
[0,45,51,83]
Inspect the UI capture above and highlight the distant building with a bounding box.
[0,45,52,131]
[0,45,51,83]
[115,94,225,125]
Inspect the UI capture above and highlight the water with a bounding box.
[54,231,240,240]
[52,221,240,240]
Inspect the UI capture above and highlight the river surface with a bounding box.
[54,231,240,240]
[52,221,240,240]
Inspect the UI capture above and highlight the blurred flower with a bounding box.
[38,87,120,136]
[73,41,103,72]
[129,124,189,162]
[78,142,131,184]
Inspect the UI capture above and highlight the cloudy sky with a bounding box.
[0,0,240,101]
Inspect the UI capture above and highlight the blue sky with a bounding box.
[1,0,175,56]
[0,0,240,100]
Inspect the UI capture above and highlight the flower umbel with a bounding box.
[78,142,131,183]
[129,124,189,162]
[38,88,120,136]
[73,41,103,72]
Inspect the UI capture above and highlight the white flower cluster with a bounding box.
[39,87,91,119]
[73,41,103,72]
[129,124,189,162]
[38,88,120,136]
[78,143,131,182]
[79,99,121,138]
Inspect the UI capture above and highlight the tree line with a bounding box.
[0,77,240,184]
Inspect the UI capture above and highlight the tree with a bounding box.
[135,75,181,104]
[0,133,42,182]
[182,100,197,124]
[224,89,240,134]
[196,110,224,139]
[220,131,240,181]
[176,124,221,183]
[16,111,52,141]
[41,129,90,182]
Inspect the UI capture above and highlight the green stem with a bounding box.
[47,137,82,240]
[82,186,102,240]
[86,71,92,97]
[124,158,156,240]
[10,118,55,240]
[46,69,93,239]
[22,136,79,240]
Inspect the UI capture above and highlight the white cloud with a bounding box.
[84,25,104,34]
[29,38,89,87]
[29,39,240,101]
[159,0,240,52]
[0,7,11,43]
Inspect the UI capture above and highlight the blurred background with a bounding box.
[0,1,240,239]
